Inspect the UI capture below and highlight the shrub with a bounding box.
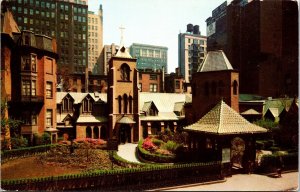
[11,137,28,149]
[161,140,183,153]
[152,139,164,147]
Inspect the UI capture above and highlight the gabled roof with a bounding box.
[197,50,233,72]
[115,46,132,58]
[263,98,293,116]
[117,116,136,124]
[184,100,267,135]
[142,101,158,113]
[240,109,261,115]
[140,112,178,121]
[77,115,108,123]
[174,102,185,112]
[139,93,191,113]
[56,92,107,104]
[1,10,20,37]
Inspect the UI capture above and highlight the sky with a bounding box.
[88,0,227,73]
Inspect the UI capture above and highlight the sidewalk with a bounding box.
[160,172,298,191]
[117,143,141,163]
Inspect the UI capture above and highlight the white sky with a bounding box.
[89,0,227,73]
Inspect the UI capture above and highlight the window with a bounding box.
[233,80,238,95]
[120,63,130,81]
[150,84,157,92]
[22,111,37,125]
[83,97,93,113]
[24,8,27,14]
[29,9,33,15]
[46,82,53,98]
[204,82,209,96]
[155,50,160,58]
[175,80,180,89]
[22,80,31,96]
[142,49,147,57]
[150,74,157,80]
[211,81,217,95]
[129,96,133,113]
[118,95,122,113]
[46,109,53,127]
[63,95,73,112]
[123,94,128,114]
[31,80,36,96]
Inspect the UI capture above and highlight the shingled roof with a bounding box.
[197,50,233,72]
[184,100,267,135]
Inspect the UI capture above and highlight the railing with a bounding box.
[1,161,223,191]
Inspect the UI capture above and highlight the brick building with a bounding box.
[187,50,239,123]
[165,68,184,94]
[138,69,164,93]
[1,11,58,143]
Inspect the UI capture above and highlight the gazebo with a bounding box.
[184,100,268,175]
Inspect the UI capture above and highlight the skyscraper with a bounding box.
[178,24,207,83]
[87,4,103,75]
[129,43,168,73]
[5,0,89,75]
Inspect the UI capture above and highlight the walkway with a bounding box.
[117,143,141,163]
[154,172,299,191]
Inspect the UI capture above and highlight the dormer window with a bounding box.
[62,95,74,112]
[120,63,130,81]
[83,97,93,113]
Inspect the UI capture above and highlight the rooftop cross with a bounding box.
[119,25,125,47]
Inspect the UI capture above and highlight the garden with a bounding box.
[138,130,187,163]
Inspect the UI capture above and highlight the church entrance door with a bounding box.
[119,124,131,144]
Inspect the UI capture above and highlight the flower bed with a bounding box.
[137,133,185,163]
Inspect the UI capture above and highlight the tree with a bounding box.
[1,100,22,150]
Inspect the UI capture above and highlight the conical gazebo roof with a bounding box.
[184,100,268,135]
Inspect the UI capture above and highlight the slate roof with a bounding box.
[184,100,267,135]
[117,116,136,124]
[140,112,178,121]
[77,116,108,123]
[56,92,107,104]
[197,50,233,72]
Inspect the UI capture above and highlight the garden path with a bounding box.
[117,143,141,164]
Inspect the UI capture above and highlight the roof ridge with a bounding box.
[217,100,224,133]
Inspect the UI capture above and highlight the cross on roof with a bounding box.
[119,25,125,47]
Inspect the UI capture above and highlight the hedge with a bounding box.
[137,139,176,163]
[1,161,221,187]
[258,152,298,173]
[1,144,57,161]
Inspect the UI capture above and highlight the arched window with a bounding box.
[211,81,217,95]
[63,95,73,112]
[204,82,209,96]
[118,95,122,113]
[233,80,238,95]
[192,83,196,96]
[120,63,130,81]
[123,94,128,114]
[218,80,224,95]
[129,96,133,113]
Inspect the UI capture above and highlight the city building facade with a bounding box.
[5,0,89,75]
[165,68,185,94]
[206,0,298,98]
[138,69,164,93]
[88,5,103,74]
[129,43,168,73]
[1,24,59,144]
[102,44,119,75]
[178,24,207,83]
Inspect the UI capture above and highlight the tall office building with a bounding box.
[88,5,103,74]
[207,0,298,97]
[102,44,119,75]
[129,43,168,73]
[5,0,89,75]
[178,24,207,83]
